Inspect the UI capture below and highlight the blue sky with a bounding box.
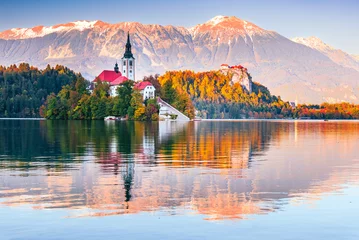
[1,0,358,54]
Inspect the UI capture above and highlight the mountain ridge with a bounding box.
[0,16,358,104]
[292,36,359,72]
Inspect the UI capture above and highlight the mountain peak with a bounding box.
[206,15,231,25]
[292,36,334,52]
[190,15,268,37]
[204,15,248,26]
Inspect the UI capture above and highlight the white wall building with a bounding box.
[135,81,156,100]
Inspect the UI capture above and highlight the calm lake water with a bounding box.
[0,120,358,239]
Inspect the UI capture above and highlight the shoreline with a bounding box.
[0,118,46,120]
[2,118,359,122]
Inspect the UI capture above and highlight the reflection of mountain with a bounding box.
[0,120,359,220]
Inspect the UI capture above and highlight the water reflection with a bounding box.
[0,120,359,220]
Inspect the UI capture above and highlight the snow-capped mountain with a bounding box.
[0,21,99,40]
[0,16,359,104]
[292,36,359,72]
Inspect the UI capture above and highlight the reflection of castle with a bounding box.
[220,64,253,93]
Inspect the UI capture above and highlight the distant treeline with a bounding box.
[294,103,359,119]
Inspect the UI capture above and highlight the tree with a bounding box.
[160,80,178,103]
[0,63,81,118]
[143,74,161,95]
[93,78,110,98]
[145,99,160,121]
[129,90,146,120]
[75,76,89,95]
[113,80,134,116]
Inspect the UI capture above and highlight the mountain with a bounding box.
[1,16,359,104]
[353,55,359,61]
[292,36,359,72]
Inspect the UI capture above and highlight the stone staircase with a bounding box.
[157,97,190,121]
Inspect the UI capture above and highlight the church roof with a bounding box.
[135,81,153,90]
[95,70,122,82]
[110,76,129,86]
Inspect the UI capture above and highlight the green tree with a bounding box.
[113,80,134,116]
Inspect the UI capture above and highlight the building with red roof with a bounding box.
[93,62,129,96]
[134,81,155,100]
[220,63,230,70]
[96,69,123,83]
[92,32,156,100]
[109,76,128,86]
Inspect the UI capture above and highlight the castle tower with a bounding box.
[121,32,135,81]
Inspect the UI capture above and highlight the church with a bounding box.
[93,32,155,100]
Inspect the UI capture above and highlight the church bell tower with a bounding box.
[121,32,135,81]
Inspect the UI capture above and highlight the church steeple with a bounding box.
[123,32,134,59]
[121,32,135,81]
[114,61,119,73]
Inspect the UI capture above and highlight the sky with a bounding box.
[0,0,358,54]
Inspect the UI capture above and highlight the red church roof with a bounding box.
[95,70,123,83]
[221,64,229,66]
[135,81,153,90]
[110,76,128,86]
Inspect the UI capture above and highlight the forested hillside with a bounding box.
[156,70,359,119]
[0,63,84,118]
[157,70,291,119]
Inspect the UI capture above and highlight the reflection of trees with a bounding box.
[1,121,359,220]
[0,120,280,172]
[0,120,283,219]
[157,121,283,170]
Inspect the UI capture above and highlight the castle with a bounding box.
[220,64,253,93]
[93,32,155,100]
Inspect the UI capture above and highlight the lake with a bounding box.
[0,120,358,239]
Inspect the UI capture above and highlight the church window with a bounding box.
[130,70,132,73]
[123,61,126,66]
[129,60,133,66]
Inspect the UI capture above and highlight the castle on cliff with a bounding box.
[220,64,253,93]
